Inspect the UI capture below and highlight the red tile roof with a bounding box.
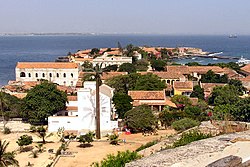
[128,90,165,100]
[200,83,226,92]
[188,66,224,74]
[139,72,184,79]
[66,106,78,110]
[67,96,77,101]
[173,81,193,89]
[166,66,189,74]
[16,62,78,69]
[241,64,250,74]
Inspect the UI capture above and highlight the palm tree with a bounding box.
[0,140,19,167]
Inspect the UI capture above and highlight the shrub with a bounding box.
[3,127,11,134]
[108,134,119,145]
[29,125,37,133]
[77,131,94,147]
[171,118,200,131]
[16,135,33,151]
[91,150,141,167]
[136,140,158,152]
[29,150,39,158]
[173,130,211,147]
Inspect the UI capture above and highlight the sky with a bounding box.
[0,0,250,35]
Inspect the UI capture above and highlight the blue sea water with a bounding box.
[0,35,250,86]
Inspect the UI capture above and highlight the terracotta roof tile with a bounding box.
[173,81,193,89]
[66,106,78,110]
[128,90,165,100]
[16,62,78,69]
[241,64,250,74]
[139,72,184,79]
[166,66,189,74]
[200,83,226,92]
[240,76,250,82]
[188,66,224,74]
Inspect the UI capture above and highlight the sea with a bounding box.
[0,34,250,86]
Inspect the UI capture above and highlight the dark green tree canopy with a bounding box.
[171,95,192,107]
[200,70,228,83]
[103,65,118,72]
[118,63,136,74]
[135,59,149,71]
[22,81,67,123]
[190,85,205,100]
[16,135,33,147]
[228,79,246,95]
[151,59,167,71]
[125,105,156,132]
[112,93,133,119]
[134,73,166,91]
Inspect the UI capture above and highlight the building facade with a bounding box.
[93,55,132,68]
[15,62,80,86]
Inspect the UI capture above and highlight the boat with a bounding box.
[213,58,218,60]
[208,52,223,56]
[237,56,250,65]
[229,34,237,38]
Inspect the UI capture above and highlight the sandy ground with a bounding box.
[0,132,61,167]
[55,129,175,167]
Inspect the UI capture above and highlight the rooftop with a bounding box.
[128,90,165,100]
[16,62,78,69]
[173,81,193,89]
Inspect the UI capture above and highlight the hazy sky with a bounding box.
[0,0,250,35]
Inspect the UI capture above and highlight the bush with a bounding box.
[3,127,11,134]
[173,130,211,147]
[108,134,119,145]
[91,150,141,167]
[136,140,158,152]
[171,118,200,131]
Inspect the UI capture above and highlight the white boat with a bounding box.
[208,52,223,56]
[237,56,250,65]
[213,58,218,60]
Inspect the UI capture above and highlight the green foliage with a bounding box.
[0,140,19,166]
[208,62,241,72]
[35,144,45,153]
[16,135,33,147]
[36,126,47,144]
[184,106,202,120]
[125,105,156,132]
[112,93,133,119]
[29,150,38,158]
[118,63,136,74]
[159,109,186,127]
[77,131,95,146]
[22,81,67,123]
[29,125,37,133]
[82,61,93,69]
[228,79,246,95]
[134,73,166,91]
[208,85,240,105]
[82,73,96,82]
[185,62,202,66]
[91,150,141,167]
[171,118,200,131]
[3,127,11,134]
[90,48,100,55]
[200,70,228,83]
[190,85,204,100]
[173,130,211,147]
[171,95,192,107]
[103,65,118,72]
[108,134,119,145]
[135,140,158,152]
[134,59,149,71]
[151,59,167,71]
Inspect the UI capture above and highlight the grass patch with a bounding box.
[136,140,159,152]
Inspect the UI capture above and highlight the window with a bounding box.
[63,73,66,78]
[71,81,73,86]
[42,73,45,77]
[63,81,66,85]
[71,73,73,78]
[35,73,38,77]
[20,72,25,77]
[49,73,52,77]
[56,73,59,78]
[28,73,31,77]
[65,112,68,116]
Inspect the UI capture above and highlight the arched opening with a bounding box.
[42,73,45,77]
[49,73,52,77]
[20,72,26,77]
[28,73,31,77]
[71,73,73,78]
[57,73,59,78]
[35,73,38,77]
[63,73,66,78]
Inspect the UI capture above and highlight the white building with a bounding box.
[48,82,118,134]
[15,62,80,87]
[93,54,132,68]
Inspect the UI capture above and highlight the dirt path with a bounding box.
[55,129,175,167]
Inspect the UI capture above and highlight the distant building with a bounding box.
[48,82,118,134]
[93,54,132,68]
[15,62,80,86]
[173,81,193,96]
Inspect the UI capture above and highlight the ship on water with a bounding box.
[229,34,237,38]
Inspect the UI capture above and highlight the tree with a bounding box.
[112,93,133,119]
[77,132,94,147]
[151,60,167,71]
[16,135,33,151]
[90,48,100,55]
[36,126,52,144]
[125,105,156,132]
[134,73,166,91]
[22,81,67,123]
[200,70,228,83]
[103,65,118,72]
[184,106,202,120]
[135,59,149,71]
[0,140,19,167]
[160,48,170,60]
[190,85,204,100]
[118,63,136,74]
[0,90,9,129]
[228,79,246,95]
[82,61,93,70]
[186,62,202,66]
[208,85,240,105]
[171,95,192,108]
